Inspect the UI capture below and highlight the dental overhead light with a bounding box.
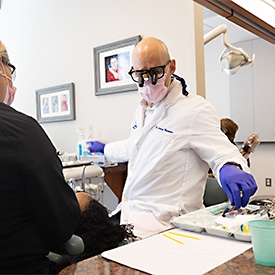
[204,24,255,75]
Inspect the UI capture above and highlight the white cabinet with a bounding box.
[230,39,275,142]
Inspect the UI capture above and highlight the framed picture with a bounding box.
[36,83,75,123]
[94,35,142,96]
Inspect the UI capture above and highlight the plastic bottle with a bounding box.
[77,126,85,161]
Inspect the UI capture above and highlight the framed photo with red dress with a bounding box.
[94,35,141,96]
[36,83,75,123]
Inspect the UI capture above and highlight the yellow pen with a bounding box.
[162,233,185,245]
[169,231,201,240]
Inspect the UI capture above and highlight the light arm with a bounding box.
[204,24,255,75]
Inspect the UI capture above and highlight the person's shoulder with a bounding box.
[0,103,29,120]
[186,93,206,101]
[178,92,209,107]
[188,93,214,107]
[176,93,218,120]
[0,104,43,133]
[14,108,40,126]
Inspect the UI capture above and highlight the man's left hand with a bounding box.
[220,165,258,208]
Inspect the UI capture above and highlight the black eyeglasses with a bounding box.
[128,60,171,86]
[2,57,16,82]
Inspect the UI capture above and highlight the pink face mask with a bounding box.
[138,75,168,104]
[4,85,17,106]
[0,62,16,105]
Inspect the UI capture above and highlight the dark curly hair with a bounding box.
[69,194,136,263]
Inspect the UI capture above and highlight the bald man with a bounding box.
[88,37,257,238]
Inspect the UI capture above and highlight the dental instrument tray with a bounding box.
[172,202,270,242]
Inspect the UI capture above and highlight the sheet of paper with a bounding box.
[102,228,252,275]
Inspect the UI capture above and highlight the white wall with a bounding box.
[204,36,275,196]
[249,145,275,196]
[0,0,198,152]
[0,0,199,209]
[204,37,231,117]
[1,0,273,202]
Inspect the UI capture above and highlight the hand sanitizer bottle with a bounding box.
[77,126,85,161]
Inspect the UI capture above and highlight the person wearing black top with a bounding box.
[0,40,80,274]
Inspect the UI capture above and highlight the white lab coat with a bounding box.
[105,79,249,238]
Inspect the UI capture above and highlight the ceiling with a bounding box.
[203,7,258,43]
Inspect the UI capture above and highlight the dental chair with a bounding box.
[47,234,84,270]
[203,177,228,207]
[47,164,105,269]
[63,164,105,203]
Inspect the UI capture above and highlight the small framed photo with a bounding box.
[36,83,75,123]
[94,35,142,96]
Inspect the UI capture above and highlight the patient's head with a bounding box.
[220,118,239,143]
[73,192,135,262]
[76,191,93,212]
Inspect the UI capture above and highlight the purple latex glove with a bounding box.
[86,141,105,153]
[220,165,257,208]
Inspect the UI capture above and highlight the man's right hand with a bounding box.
[86,141,105,153]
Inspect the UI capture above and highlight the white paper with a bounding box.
[102,228,252,275]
